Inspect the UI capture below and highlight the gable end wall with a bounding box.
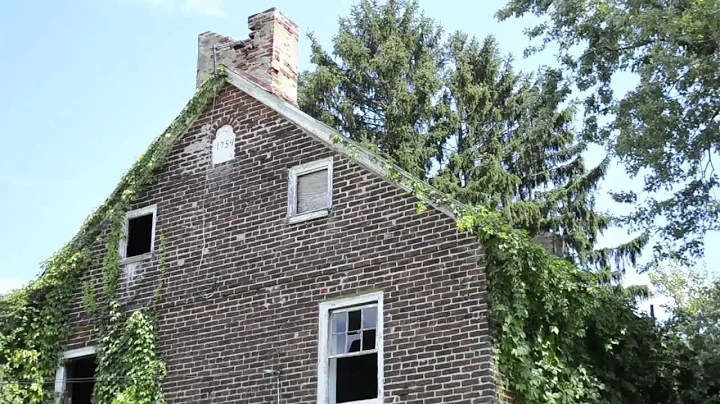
[65,83,497,403]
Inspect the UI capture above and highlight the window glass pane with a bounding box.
[335,353,378,403]
[332,334,346,356]
[362,330,376,351]
[331,312,347,334]
[296,169,328,214]
[362,307,377,329]
[348,310,361,332]
[346,332,361,353]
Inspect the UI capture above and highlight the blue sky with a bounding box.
[0,0,716,314]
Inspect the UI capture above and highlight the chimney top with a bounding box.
[196,8,299,104]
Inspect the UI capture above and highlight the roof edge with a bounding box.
[62,71,228,255]
[223,67,468,220]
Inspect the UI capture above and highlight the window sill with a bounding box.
[119,252,153,265]
[288,209,329,224]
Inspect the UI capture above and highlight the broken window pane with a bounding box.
[126,213,153,257]
[296,169,328,214]
[65,355,96,404]
[348,310,361,332]
[327,303,380,403]
[346,332,362,353]
[335,353,378,403]
[362,330,376,351]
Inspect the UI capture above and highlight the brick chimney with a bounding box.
[196,8,299,104]
[530,232,566,257]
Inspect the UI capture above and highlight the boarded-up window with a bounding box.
[288,158,333,223]
[297,169,329,214]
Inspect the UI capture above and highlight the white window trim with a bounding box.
[118,204,157,264]
[317,292,384,404]
[288,157,333,224]
[54,346,97,399]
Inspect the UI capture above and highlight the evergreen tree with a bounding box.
[432,33,619,264]
[299,0,443,178]
[300,0,643,267]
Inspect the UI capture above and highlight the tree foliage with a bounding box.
[498,0,720,261]
[299,0,443,178]
[364,153,717,402]
[305,1,720,401]
[299,0,639,265]
[650,263,720,402]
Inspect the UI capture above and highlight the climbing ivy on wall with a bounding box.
[0,69,227,404]
[330,135,665,403]
[0,63,664,404]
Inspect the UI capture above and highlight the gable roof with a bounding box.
[223,67,465,218]
[61,66,467,263]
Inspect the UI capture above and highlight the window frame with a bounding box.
[317,292,384,404]
[118,204,157,264]
[287,157,333,224]
[54,346,97,402]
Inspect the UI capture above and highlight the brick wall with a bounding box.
[65,83,498,403]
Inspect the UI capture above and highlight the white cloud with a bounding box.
[123,0,226,18]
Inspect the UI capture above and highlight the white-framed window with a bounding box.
[54,346,97,404]
[317,292,384,404]
[288,157,333,224]
[119,205,157,263]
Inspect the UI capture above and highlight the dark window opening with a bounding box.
[66,355,96,404]
[126,213,153,257]
[348,310,361,332]
[335,353,378,403]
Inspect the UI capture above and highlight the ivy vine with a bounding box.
[329,134,650,403]
[0,68,227,404]
[0,64,647,404]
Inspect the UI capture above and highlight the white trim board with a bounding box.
[288,157,333,224]
[55,346,97,396]
[63,346,96,360]
[118,204,158,263]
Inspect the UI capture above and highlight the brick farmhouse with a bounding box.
[56,8,502,404]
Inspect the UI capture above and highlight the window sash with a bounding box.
[329,303,378,314]
[328,349,378,360]
[318,292,383,404]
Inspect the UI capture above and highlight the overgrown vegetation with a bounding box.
[299,0,647,269]
[498,0,720,263]
[306,1,720,402]
[371,156,720,402]
[2,1,719,403]
[0,70,226,404]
